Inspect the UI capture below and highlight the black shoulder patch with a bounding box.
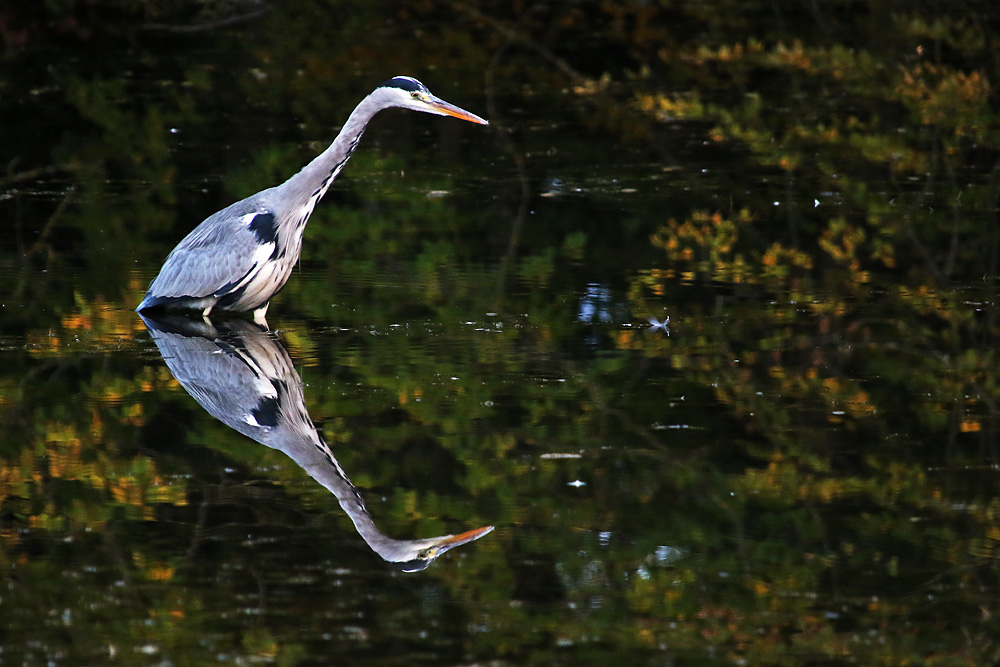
[248,211,278,244]
[250,395,280,428]
[378,76,426,93]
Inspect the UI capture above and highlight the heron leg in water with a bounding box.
[253,302,270,328]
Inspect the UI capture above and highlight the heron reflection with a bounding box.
[139,312,492,571]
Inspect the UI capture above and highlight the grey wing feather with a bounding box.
[146,196,272,301]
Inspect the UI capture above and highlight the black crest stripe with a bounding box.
[378,76,425,92]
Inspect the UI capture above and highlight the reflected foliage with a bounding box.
[2,0,1000,664]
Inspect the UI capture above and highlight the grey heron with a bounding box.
[137,76,488,326]
[140,312,494,571]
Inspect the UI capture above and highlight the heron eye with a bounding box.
[411,91,421,100]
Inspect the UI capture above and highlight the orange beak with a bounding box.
[437,525,495,550]
[427,97,489,125]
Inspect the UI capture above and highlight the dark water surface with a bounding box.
[3,2,1000,665]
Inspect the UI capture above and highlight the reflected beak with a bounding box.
[392,525,495,572]
[436,525,495,552]
[427,96,489,125]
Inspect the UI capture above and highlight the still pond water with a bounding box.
[3,2,1000,665]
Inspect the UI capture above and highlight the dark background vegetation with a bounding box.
[2,1,999,664]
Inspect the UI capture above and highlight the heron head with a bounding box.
[381,524,495,572]
[376,76,488,125]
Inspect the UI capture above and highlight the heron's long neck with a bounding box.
[280,94,382,212]
[285,431,399,554]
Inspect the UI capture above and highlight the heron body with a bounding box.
[137,77,488,325]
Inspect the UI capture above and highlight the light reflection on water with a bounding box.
[5,188,997,654]
[4,271,998,660]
